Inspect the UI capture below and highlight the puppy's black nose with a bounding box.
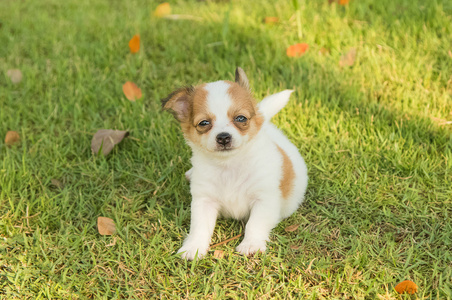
[216,132,231,146]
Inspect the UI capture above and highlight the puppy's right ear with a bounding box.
[161,86,194,123]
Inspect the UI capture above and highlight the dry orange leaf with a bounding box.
[5,131,20,146]
[286,43,309,57]
[339,0,350,5]
[395,280,418,294]
[153,2,171,18]
[122,81,142,101]
[128,34,140,54]
[7,69,23,84]
[213,250,225,259]
[264,17,279,24]
[97,217,116,235]
[285,224,300,232]
[339,48,357,67]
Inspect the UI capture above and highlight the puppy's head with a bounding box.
[162,68,264,155]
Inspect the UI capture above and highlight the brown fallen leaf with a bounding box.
[153,2,171,18]
[5,131,20,146]
[50,179,64,189]
[7,69,23,84]
[98,217,116,235]
[339,48,357,67]
[91,129,129,156]
[395,280,418,294]
[263,17,279,24]
[289,244,301,250]
[285,224,300,232]
[128,34,140,54]
[122,81,142,101]
[213,250,225,259]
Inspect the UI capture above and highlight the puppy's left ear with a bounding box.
[235,67,250,90]
[161,86,194,123]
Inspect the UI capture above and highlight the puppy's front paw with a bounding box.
[236,239,267,256]
[177,241,209,260]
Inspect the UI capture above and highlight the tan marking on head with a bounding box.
[226,81,264,137]
[181,84,216,144]
[276,145,295,199]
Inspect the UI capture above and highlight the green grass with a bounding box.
[1,0,451,298]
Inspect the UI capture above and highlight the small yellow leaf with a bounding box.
[7,69,23,84]
[97,217,116,235]
[128,34,140,54]
[264,17,279,24]
[5,131,20,146]
[395,280,418,294]
[213,250,224,259]
[153,3,171,18]
[285,224,300,232]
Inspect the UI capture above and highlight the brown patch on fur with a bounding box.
[276,145,295,199]
[226,81,264,137]
[182,84,216,144]
[162,84,214,144]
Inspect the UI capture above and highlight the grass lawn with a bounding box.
[1,0,451,298]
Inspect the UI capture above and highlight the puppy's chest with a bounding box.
[198,164,259,219]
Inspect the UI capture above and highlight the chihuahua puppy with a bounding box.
[162,68,308,260]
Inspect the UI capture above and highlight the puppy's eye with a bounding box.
[234,115,248,123]
[198,120,210,127]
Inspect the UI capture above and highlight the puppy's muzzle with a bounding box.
[216,132,231,147]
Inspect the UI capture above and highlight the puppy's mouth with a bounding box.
[215,145,235,152]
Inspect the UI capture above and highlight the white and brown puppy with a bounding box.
[162,68,308,260]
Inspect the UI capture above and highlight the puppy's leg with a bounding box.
[236,195,281,256]
[178,198,218,260]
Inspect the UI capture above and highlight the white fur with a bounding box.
[177,81,308,260]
